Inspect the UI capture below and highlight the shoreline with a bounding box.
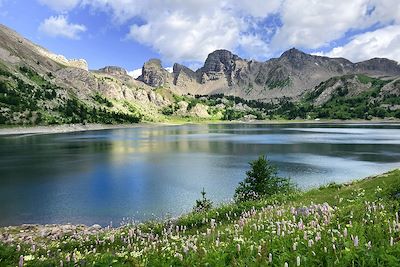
[0,119,399,136]
[0,169,398,243]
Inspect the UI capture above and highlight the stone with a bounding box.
[137,59,171,87]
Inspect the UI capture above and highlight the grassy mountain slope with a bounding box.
[1,169,399,266]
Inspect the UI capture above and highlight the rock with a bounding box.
[175,101,189,116]
[188,103,210,118]
[98,66,128,76]
[241,114,257,121]
[90,224,102,230]
[137,59,171,87]
[197,49,241,85]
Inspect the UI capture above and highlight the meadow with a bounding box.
[1,169,400,266]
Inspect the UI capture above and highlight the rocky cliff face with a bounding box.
[137,59,172,87]
[97,66,128,76]
[136,47,400,102]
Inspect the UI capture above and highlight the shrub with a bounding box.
[234,155,295,202]
[193,188,213,213]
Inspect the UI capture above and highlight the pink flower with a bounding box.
[19,255,24,267]
[353,236,359,247]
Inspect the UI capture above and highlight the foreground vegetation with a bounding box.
[1,168,399,266]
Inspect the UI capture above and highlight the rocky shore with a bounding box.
[0,224,105,247]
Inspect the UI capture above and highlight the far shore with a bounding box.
[0,119,399,136]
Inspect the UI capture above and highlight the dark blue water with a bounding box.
[0,123,399,226]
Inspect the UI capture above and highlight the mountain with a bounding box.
[138,48,400,101]
[0,23,399,125]
[0,24,171,125]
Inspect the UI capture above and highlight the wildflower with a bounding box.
[343,228,348,238]
[19,255,24,267]
[308,239,314,247]
[284,262,289,267]
[297,256,301,266]
[353,236,359,247]
[269,253,272,263]
[16,244,21,252]
[211,219,216,229]
[174,252,183,261]
[390,237,394,246]
[60,260,63,267]
[237,243,241,252]
[293,242,297,251]
[324,247,327,253]
[367,241,372,250]
[258,245,262,254]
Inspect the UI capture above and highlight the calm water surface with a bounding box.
[0,123,399,226]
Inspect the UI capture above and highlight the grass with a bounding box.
[1,169,399,266]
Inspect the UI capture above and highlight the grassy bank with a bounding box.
[1,170,400,266]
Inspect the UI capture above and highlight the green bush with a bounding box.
[234,155,295,202]
[193,188,213,213]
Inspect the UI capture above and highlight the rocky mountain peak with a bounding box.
[98,66,127,76]
[280,47,312,61]
[202,49,242,73]
[173,63,196,77]
[137,59,170,87]
[354,58,400,75]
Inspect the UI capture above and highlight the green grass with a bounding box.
[1,169,400,266]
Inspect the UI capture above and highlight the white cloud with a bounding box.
[83,0,279,62]
[228,0,282,18]
[165,67,173,73]
[38,0,81,12]
[271,0,400,51]
[39,15,87,39]
[321,25,400,63]
[127,11,243,62]
[128,68,142,78]
[271,0,370,50]
[40,0,400,64]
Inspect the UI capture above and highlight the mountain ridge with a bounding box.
[137,47,400,101]
[0,23,399,124]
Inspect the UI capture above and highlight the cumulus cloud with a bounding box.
[83,0,278,62]
[128,68,142,78]
[320,25,400,63]
[39,0,400,63]
[271,0,400,51]
[127,11,243,62]
[271,0,370,50]
[39,15,86,39]
[38,0,81,12]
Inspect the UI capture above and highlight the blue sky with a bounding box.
[0,0,400,76]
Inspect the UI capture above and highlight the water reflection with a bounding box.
[0,123,399,226]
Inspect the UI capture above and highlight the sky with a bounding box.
[0,0,400,77]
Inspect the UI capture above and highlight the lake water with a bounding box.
[0,123,400,227]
